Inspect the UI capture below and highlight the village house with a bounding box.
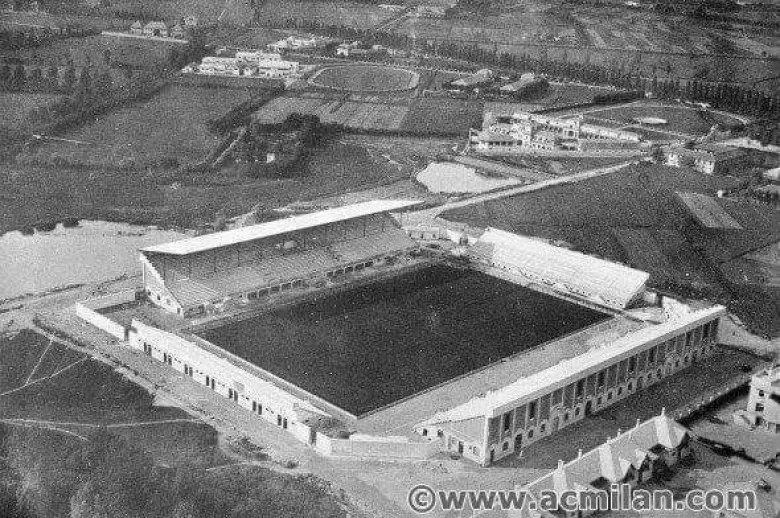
[143,21,168,38]
[665,144,750,175]
[738,365,780,434]
[515,412,693,517]
[169,23,186,40]
[129,21,143,35]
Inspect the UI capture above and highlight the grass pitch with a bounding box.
[199,265,607,415]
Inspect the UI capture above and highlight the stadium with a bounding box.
[76,200,725,465]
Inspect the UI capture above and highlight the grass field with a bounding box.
[400,98,484,136]
[21,84,249,169]
[442,164,780,335]
[0,330,349,518]
[254,0,390,28]
[254,94,480,135]
[7,34,178,68]
[255,95,410,131]
[199,265,607,415]
[0,330,223,467]
[0,93,65,133]
[582,104,744,137]
[309,65,419,92]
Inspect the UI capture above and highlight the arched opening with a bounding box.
[585,401,593,416]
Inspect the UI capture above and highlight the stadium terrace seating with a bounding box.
[329,227,416,264]
[471,228,649,310]
[156,227,417,310]
[167,277,221,308]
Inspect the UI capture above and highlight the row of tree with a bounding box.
[0,25,97,51]
[279,19,779,118]
[0,64,114,95]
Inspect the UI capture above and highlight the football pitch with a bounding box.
[199,265,608,415]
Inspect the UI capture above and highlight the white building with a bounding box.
[198,56,240,75]
[267,35,319,53]
[516,413,693,517]
[471,111,643,154]
[195,51,299,79]
[665,144,750,175]
[413,228,724,465]
[742,366,780,433]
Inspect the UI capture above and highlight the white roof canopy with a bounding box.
[141,199,422,256]
[476,228,649,309]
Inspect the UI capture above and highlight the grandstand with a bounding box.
[470,228,649,310]
[140,200,422,316]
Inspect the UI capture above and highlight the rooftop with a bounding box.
[141,199,422,256]
[472,228,649,309]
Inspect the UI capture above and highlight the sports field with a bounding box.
[309,65,419,92]
[199,265,608,415]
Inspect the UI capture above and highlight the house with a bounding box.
[169,23,186,40]
[739,365,780,433]
[515,412,693,517]
[183,15,198,27]
[129,21,143,35]
[335,42,357,57]
[665,144,750,175]
[143,21,168,38]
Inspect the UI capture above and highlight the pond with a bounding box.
[416,162,520,194]
[0,220,187,301]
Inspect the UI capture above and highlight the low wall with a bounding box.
[315,432,438,460]
[75,303,126,340]
[81,290,138,310]
[75,290,137,339]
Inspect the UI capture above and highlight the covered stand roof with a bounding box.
[141,199,422,256]
[472,228,649,309]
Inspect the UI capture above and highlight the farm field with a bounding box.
[254,94,480,135]
[486,83,614,114]
[441,164,780,334]
[0,92,64,133]
[0,330,350,518]
[255,95,410,131]
[6,33,179,68]
[612,228,717,292]
[0,132,411,234]
[0,330,223,467]
[254,0,390,28]
[400,98,483,136]
[20,84,250,169]
[309,64,419,92]
[200,265,607,416]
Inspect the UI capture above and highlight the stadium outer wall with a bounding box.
[126,319,439,460]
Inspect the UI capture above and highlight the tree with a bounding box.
[11,65,26,91]
[650,144,665,164]
[45,65,59,92]
[62,66,77,93]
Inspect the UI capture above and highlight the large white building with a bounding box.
[194,51,299,79]
[77,202,726,465]
[140,200,421,317]
[471,111,644,154]
[412,228,724,465]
